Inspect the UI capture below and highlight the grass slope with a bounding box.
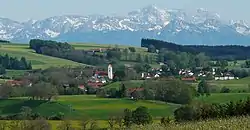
[195,93,250,104]
[0,44,83,69]
[1,95,180,120]
[103,80,144,90]
[0,43,150,70]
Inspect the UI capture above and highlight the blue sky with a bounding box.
[1,0,249,22]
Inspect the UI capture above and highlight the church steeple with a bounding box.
[108,64,113,80]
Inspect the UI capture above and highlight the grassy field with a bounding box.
[187,77,250,93]
[103,80,144,90]
[2,93,249,120]
[71,43,147,52]
[0,44,83,69]
[1,95,180,120]
[0,43,150,70]
[195,93,250,104]
[209,77,250,92]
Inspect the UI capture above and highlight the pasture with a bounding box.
[0,44,83,69]
[0,95,180,120]
[195,93,250,104]
[0,43,150,70]
[103,80,144,90]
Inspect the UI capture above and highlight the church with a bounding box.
[108,64,113,80]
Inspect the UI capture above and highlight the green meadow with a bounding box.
[0,44,83,69]
[1,95,180,120]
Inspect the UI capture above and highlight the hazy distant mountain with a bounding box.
[1,5,250,46]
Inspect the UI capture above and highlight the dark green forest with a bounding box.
[0,54,32,74]
[141,38,250,60]
[29,39,106,65]
[0,40,10,43]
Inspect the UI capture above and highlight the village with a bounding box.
[0,60,239,92]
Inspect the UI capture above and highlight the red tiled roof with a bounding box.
[78,85,85,89]
[6,80,23,85]
[87,82,104,88]
[95,71,108,75]
[181,77,196,81]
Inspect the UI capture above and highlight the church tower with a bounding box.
[108,64,113,80]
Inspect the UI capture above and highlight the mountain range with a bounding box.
[1,5,250,46]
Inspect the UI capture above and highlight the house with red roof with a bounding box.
[87,81,104,88]
[6,79,32,87]
[181,77,196,82]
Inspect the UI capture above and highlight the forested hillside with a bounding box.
[29,39,105,65]
[141,38,250,60]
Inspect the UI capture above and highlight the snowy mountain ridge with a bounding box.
[1,5,250,45]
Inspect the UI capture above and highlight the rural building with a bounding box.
[214,72,238,80]
[181,77,196,82]
[6,80,32,87]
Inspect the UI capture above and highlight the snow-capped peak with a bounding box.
[0,5,249,46]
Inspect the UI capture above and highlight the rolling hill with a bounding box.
[2,95,180,120]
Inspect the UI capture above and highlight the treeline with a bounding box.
[29,39,105,65]
[158,50,209,72]
[20,67,93,95]
[0,105,154,130]
[141,38,250,60]
[0,39,10,43]
[105,46,156,64]
[174,98,250,122]
[97,80,195,104]
[0,54,32,73]
[0,67,94,99]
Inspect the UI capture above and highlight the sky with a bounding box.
[1,0,249,22]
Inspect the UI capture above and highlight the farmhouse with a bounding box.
[87,81,104,88]
[214,72,238,80]
[78,85,87,92]
[181,77,196,82]
[6,80,32,87]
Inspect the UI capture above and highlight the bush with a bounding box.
[49,112,64,120]
[128,47,136,52]
[174,98,250,122]
[174,105,198,122]
[132,106,153,125]
[220,87,231,93]
[160,117,172,127]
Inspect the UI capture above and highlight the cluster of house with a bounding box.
[178,68,239,81]
[82,64,114,89]
[141,68,162,79]
[0,79,32,87]
[86,48,108,55]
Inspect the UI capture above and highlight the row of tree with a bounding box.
[0,54,32,71]
[0,105,154,129]
[0,67,95,98]
[106,47,155,64]
[0,82,58,100]
[158,49,210,70]
[174,98,250,122]
[97,80,195,104]
[142,38,250,60]
[29,39,105,65]
[0,39,10,43]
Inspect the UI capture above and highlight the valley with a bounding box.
[0,38,250,130]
